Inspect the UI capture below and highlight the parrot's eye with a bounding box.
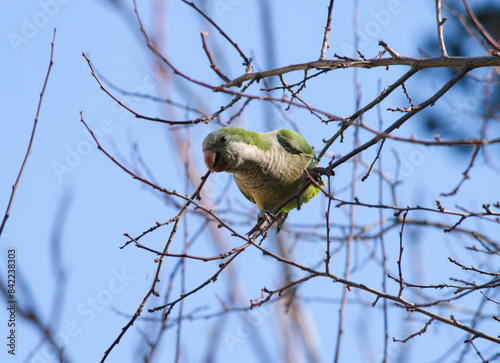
[218,135,228,144]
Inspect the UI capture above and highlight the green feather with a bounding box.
[203,127,324,228]
[215,127,273,151]
[276,129,315,157]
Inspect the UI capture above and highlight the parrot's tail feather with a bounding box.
[276,212,288,233]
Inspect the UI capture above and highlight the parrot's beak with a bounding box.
[204,149,228,172]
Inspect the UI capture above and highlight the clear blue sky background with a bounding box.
[1,1,499,363]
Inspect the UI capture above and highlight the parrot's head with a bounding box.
[202,127,271,173]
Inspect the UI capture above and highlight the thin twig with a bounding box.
[319,66,419,160]
[79,112,216,362]
[448,257,500,276]
[324,160,334,274]
[200,31,231,82]
[280,66,473,217]
[361,139,385,182]
[393,318,434,343]
[0,29,56,237]
[242,235,500,345]
[464,336,489,363]
[480,291,500,306]
[463,0,500,51]
[358,123,500,146]
[397,211,408,297]
[328,66,471,168]
[441,144,481,196]
[82,52,220,125]
[319,0,335,60]
[180,0,253,72]
[435,0,448,56]
[335,6,360,359]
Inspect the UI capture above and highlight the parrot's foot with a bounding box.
[246,210,289,237]
[311,166,334,179]
[258,209,273,224]
[247,210,274,236]
[247,209,272,236]
[306,166,334,187]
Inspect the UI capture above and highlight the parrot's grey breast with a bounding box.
[232,138,314,210]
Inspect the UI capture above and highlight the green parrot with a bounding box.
[202,127,325,231]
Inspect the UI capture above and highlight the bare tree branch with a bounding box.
[435,0,449,56]
[0,29,56,237]
[319,0,335,60]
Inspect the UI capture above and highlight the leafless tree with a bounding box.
[3,1,500,362]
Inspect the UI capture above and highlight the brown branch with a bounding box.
[260,69,330,93]
[222,53,499,89]
[123,232,250,262]
[200,31,231,82]
[83,51,336,124]
[278,74,325,121]
[319,0,335,60]
[82,52,233,125]
[448,257,500,276]
[242,237,500,345]
[133,0,222,90]
[90,64,206,116]
[465,336,489,363]
[358,122,500,146]
[148,247,247,313]
[401,82,414,106]
[329,195,500,223]
[99,168,212,362]
[327,65,471,169]
[86,109,500,346]
[397,211,408,297]
[394,318,434,343]
[319,66,419,160]
[435,0,448,57]
[324,160,334,274]
[180,0,253,73]
[361,139,385,182]
[463,0,500,51]
[227,98,252,124]
[249,275,316,309]
[78,113,247,362]
[379,40,402,59]
[480,291,500,306]
[0,29,56,237]
[441,144,481,197]
[292,66,474,214]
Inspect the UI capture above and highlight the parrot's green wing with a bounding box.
[276,129,324,216]
[276,129,316,159]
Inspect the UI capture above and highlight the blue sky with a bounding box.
[1,1,500,362]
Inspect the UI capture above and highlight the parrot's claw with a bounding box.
[247,210,274,236]
[258,209,273,223]
[306,166,334,187]
[311,166,334,179]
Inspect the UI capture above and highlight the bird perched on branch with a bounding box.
[202,127,326,232]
